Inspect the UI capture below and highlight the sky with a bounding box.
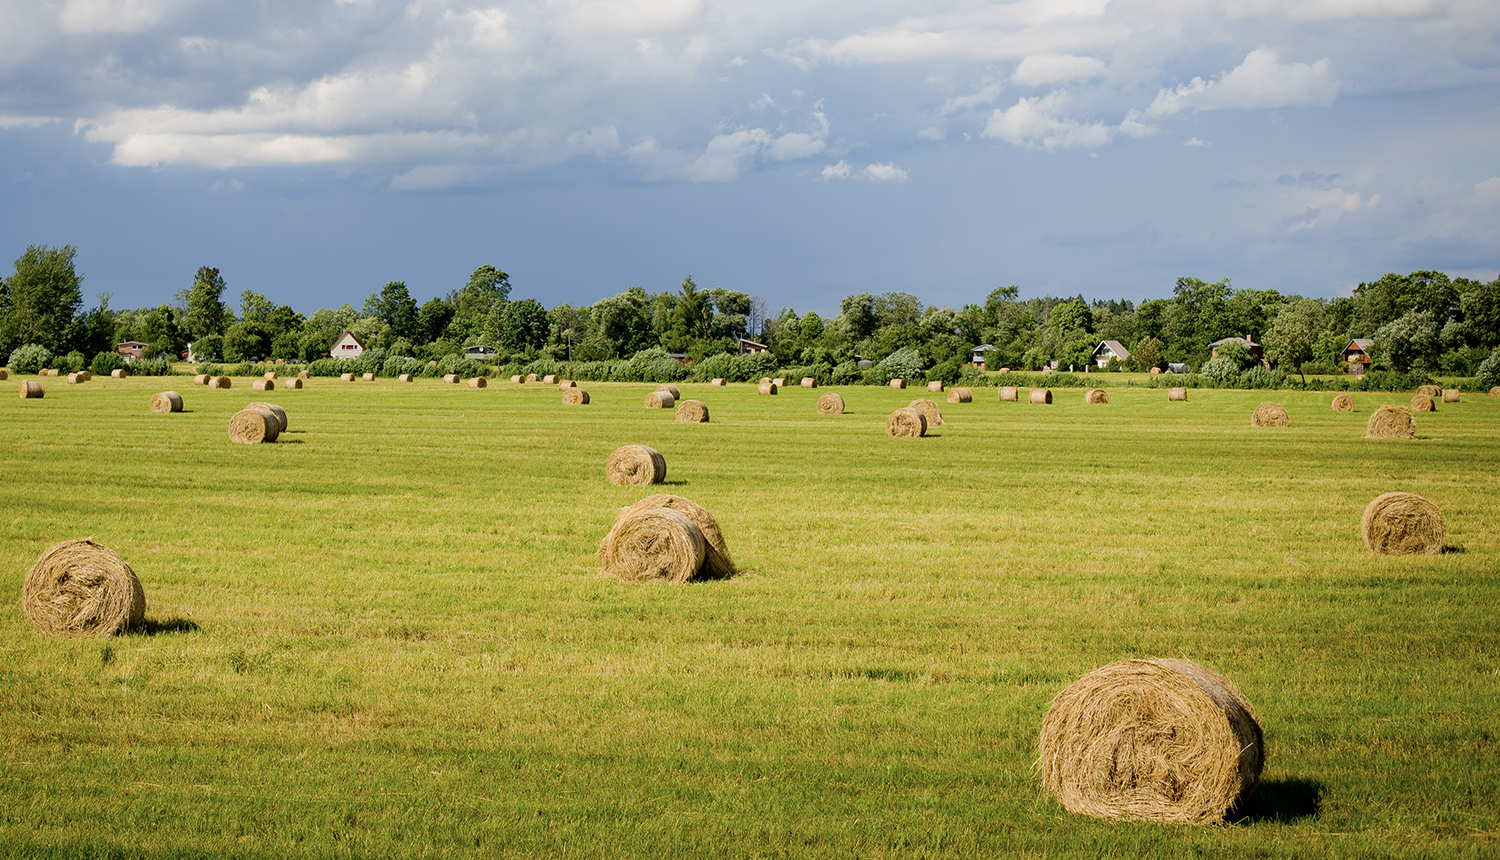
[2,0,1498,317]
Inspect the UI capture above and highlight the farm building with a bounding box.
[1342,338,1375,375]
[1209,336,1263,360]
[116,341,149,361]
[971,344,996,368]
[738,338,769,355]
[1092,340,1130,368]
[330,330,365,359]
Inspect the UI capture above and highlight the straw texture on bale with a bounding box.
[559,379,576,389]
[645,391,675,409]
[1416,384,1440,398]
[998,367,1010,373]
[802,377,818,388]
[1331,393,1354,412]
[542,374,558,384]
[562,388,590,405]
[1038,658,1263,824]
[1085,388,1108,404]
[398,374,413,382]
[907,398,943,427]
[607,494,736,581]
[772,377,786,388]
[23,539,146,639]
[0,369,6,380]
[66,372,86,384]
[42,369,59,376]
[1491,386,1500,397]
[1410,394,1435,412]
[111,369,127,379]
[526,373,538,383]
[759,377,772,384]
[510,375,523,383]
[1361,492,1445,555]
[193,374,209,385]
[212,375,234,388]
[282,377,303,389]
[999,386,1018,402]
[444,374,460,384]
[252,379,275,391]
[710,378,725,386]
[340,373,354,382]
[1168,387,1187,401]
[675,399,709,423]
[245,402,288,432]
[1150,367,1161,374]
[947,387,973,403]
[655,384,682,400]
[362,372,376,382]
[927,380,943,393]
[263,371,277,380]
[1366,405,1416,440]
[1029,388,1052,404]
[887,407,927,438]
[1251,402,1288,427]
[19,380,44,399]
[228,407,280,444]
[816,392,845,414]
[468,376,487,388]
[297,371,308,380]
[606,444,666,486]
[758,381,777,395]
[150,391,183,413]
[597,508,705,584]
[1442,389,1459,403]
[889,378,906,389]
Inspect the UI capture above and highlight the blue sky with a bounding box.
[2,0,1498,317]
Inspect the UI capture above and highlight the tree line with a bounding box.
[3,244,1497,382]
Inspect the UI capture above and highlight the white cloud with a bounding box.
[982,93,1112,149]
[58,0,189,35]
[1145,49,1340,118]
[821,160,909,181]
[0,115,61,129]
[749,93,776,111]
[1012,54,1108,87]
[1183,136,1211,146]
[938,75,1007,116]
[917,126,945,141]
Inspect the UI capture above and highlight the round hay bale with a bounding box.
[252,379,275,391]
[228,407,280,444]
[1365,405,1416,440]
[557,379,575,389]
[78,371,91,381]
[657,384,682,401]
[816,392,845,414]
[397,373,413,382]
[710,378,726,386]
[562,388,590,405]
[1085,388,1108,404]
[676,399,709,423]
[297,371,309,380]
[998,367,1010,374]
[889,378,906,389]
[1038,658,1263,824]
[41,368,57,376]
[606,444,667,486]
[23,538,146,639]
[110,369,127,379]
[149,391,183,413]
[282,377,303,389]
[526,373,539,383]
[1410,394,1435,412]
[998,386,1018,402]
[19,380,44,399]
[340,373,354,382]
[759,377,773,385]
[758,381,777,395]
[0,369,6,380]
[645,391,675,409]
[444,374,460,384]
[927,380,943,393]
[244,401,288,433]
[66,372,85,384]
[1416,384,1440,398]
[598,507,706,584]
[361,372,376,382]
[263,371,276,380]
[802,377,818,388]
[1029,388,1052,404]
[887,407,927,438]
[542,374,558,385]
[510,375,523,383]
[1251,402,1288,427]
[1331,393,1354,412]
[1442,389,1459,403]
[947,387,973,403]
[210,376,232,389]
[1362,492,1445,555]
[907,398,943,427]
[1149,367,1162,375]
[468,376,487,389]
[615,494,735,580]
[1491,386,1500,397]
[1168,387,1187,402]
[772,377,787,388]
[193,374,209,385]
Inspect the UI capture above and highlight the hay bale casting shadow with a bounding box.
[606,445,666,486]
[1361,492,1445,555]
[24,538,146,639]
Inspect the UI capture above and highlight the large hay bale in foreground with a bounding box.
[758,381,777,395]
[817,393,845,414]
[676,399,709,423]
[887,407,927,438]
[282,377,303,390]
[1362,492,1445,555]
[908,398,943,427]
[1416,384,1440,398]
[947,387,972,403]
[19,380,44,399]
[111,369,127,379]
[1442,389,1459,403]
[597,508,705,584]
[149,391,183,413]
[468,376,487,389]
[998,386,1018,402]
[1168,387,1187,402]
[245,402,288,433]
[889,378,906,389]
[252,379,275,391]
[562,388,589,405]
[606,444,666,486]
[1366,405,1416,440]
[1410,394,1435,413]
[229,407,281,444]
[927,380,943,393]
[1038,658,1263,824]
[611,494,736,580]
[443,374,460,384]
[710,378,725,386]
[645,391,674,409]
[1251,402,1288,427]
[802,377,818,388]
[1331,393,1354,413]
[1085,388,1108,404]
[1029,388,1052,404]
[23,539,146,639]
[656,384,682,401]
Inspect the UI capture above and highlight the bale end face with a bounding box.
[149,391,184,413]
[645,391,675,409]
[562,388,589,405]
[23,538,146,639]
[816,392,845,414]
[1331,393,1355,413]
[889,378,906,389]
[887,407,927,438]
[606,444,667,486]
[598,508,706,584]
[1361,492,1445,555]
[1084,388,1108,404]
[1366,405,1416,440]
[1029,388,1052,404]
[758,382,778,395]
[611,494,735,580]
[1410,394,1435,413]
[1251,402,1288,427]
[947,387,973,403]
[675,399,709,423]
[228,407,280,444]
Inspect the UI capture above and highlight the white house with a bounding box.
[971,344,997,368]
[1092,340,1130,368]
[330,330,365,360]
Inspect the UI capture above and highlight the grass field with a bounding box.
[2,375,1497,858]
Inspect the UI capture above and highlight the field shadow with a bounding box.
[1230,777,1322,823]
[661,479,690,486]
[1442,545,1466,554]
[138,617,202,636]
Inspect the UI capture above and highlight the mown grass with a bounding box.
[2,376,1497,858]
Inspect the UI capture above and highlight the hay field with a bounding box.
[2,378,1498,858]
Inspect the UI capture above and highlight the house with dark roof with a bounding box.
[1342,338,1375,375]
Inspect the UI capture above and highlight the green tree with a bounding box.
[838,293,878,341]
[664,276,711,351]
[446,265,511,342]
[138,304,186,359]
[1372,308,1440,373]
[1352,271,1459,334]
[239,290,277,324]
[1131,336,1163,371]
[0,244,83,357]
[364,281,420,343]
[417,297,454,343]
[706,288,751,342]
[590,287,653,357]
[183,267,231,341]
[1262,298,1326,382]
[1459,278,1500,349]
[495,298,550,353]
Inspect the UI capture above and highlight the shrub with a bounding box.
[90,351,128,376]
[691,352,736,383]
[195,362,222,377]
[1477,350,1500,389]
[871,347,924,386]
[54,351,87,374]
[927,358,961,385]
[1200,356,1239,385]
[231,361,257,377]
[7,343,52,374]
[831,361,863,385]
[130,355,176,376]
[730,351,778,382]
